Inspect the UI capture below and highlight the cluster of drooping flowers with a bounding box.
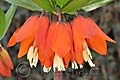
[8,13,116,73]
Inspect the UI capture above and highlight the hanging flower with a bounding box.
[42,22,72,72]
[0,44,13,77]
[72,15,116,68]
[8,14,116,73]
[8,15,49,68]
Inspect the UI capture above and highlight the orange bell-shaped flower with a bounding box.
[8,15,49,68]
[72,15,116,68]
[0,44,13,77]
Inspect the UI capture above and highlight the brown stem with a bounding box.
[40,10,45,17]
[57,7,62,22]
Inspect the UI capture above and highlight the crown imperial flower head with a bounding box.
[8,14,116,72]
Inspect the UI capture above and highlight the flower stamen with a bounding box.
[72,61,78,69]
[53,54,65,72]
[83,41,95,67]
[27,46,38,68]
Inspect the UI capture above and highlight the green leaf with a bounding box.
[56,0,69,8]
[5,5,17,35]
[0,7,6,40]
[62,0,90,14]
[0,5,17,40]
[32,0,55,13]
[81,0,113,12]
[5,0,41,11]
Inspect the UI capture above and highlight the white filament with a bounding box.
[27,46,38,68]
[53,54,65,72]
[83,41,95,67]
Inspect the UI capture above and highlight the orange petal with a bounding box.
[0,46,13,70]
[63,52,70,68]
[35,16,49,48]
[72,20,84,53]
[7,28,20,47]
[72,23,84,63]
[15,16,39,42]
[72,16,95,38]
[87,18,116,43]
[75,53,84,64]
[18,36,34,58]
[86,34,107,55]
[44,21,58,56]
[38,48,45,65]
[64,22,73,45]
[52,22,71,58]
[0,58,11,77]
[65,22,75,61]
[44,51,54,68]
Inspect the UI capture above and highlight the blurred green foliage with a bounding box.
[0,0,120,80]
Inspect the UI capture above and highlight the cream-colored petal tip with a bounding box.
[43,66,51,73]
[72,61,78,69]
[79,65,83,68]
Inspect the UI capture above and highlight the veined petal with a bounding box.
[86,34,107,55]
[44,22,58,56]
[18,36,34,58]
[87,18,116,43]
[35,16,49,48]
[15,16,39,42]
[52,22,71,58]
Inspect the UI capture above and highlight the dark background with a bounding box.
[0,0,120,80]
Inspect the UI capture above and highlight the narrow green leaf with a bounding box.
[81,0,113,12]
[32,0,55,13]
[62,0,90,14]
[5,5,17,35]
[5,0,41,11]
[56,0,69,8]
[0,5,17,40]
[0,7,6,40]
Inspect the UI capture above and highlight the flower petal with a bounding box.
[65,23,75,61]
[75,51,84,64]
[44,51,54,68]
[0,46,13,69]
[44,22,58,56]
[18,36,34,58]
[87,18,116,43]
[72,16,95,38]
[0,58,11,77]
[63,52,70,68]
[35,16,49,48]
[52,22,71,58]
[86,34,107,55]
[15,16,39,42]
[7,28,20,47]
